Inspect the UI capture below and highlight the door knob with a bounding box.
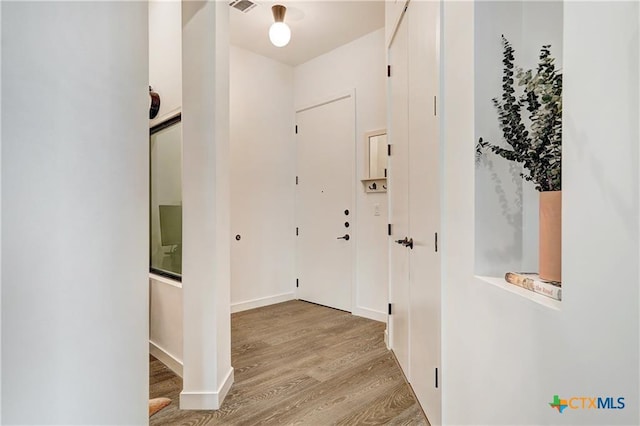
[337,234,350,241]
[405,238,414,249]
[395,237,413,249]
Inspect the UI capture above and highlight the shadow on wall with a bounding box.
[564,114,638,232]
[182,1,207,26]
[476,153,523,270]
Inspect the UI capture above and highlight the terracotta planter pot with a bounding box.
[539,190,562,282]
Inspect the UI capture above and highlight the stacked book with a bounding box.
[504,272,562,301]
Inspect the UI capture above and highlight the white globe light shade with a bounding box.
[269,22,291,47]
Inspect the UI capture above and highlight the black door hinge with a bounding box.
[388,224,392,236]
[296,278,299,288]
[387,144,392,156]
[387,65,391,77]
[435,367,439,388]
[295,125,298,134]
[388,303,392,315]
[296,176,299,185]
[296,227,299,236]
[435,232,438,252]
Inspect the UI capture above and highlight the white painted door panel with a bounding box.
[295,95,355,312]
[388,11,410,375]
[407,2,441,424]
[388,2,442,425]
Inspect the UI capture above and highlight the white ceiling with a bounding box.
[229,1,385,67]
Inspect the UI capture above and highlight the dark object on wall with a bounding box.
[149,86,160,119]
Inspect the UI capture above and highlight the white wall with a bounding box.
[148,0,184,374]
[1,2,148,424]
[0,3,3,419]
[294,28,388,321]
[474,1,563,276]
[442,2,639,424]
[474,1,525,276]
[181,0,233,410]
[149,0,182,127]
[149,277,183,376]
[229,47,296,312]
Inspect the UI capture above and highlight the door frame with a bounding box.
[386,3,409,353]
[294,90,357,312]
[386,12,410,365]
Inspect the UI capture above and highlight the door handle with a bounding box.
[405,238,414,249]
[337,234,350,241]
[395,237,413,249]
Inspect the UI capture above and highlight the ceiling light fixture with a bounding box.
[269,5,291,48]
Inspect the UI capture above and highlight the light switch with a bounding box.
[374,203,381,216]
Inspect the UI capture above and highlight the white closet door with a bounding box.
[388,10,411,374]
[388,2,442,425]
[407,1,441,424]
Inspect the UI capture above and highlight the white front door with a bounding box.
[295,94,355,312]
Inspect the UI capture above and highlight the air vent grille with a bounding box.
[230,0,257,13]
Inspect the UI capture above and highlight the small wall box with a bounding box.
[361,177,387,193]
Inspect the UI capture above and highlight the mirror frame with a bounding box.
[362,129,387,193]
[365,129,387,179]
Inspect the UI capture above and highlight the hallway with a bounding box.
[150,301,428,424]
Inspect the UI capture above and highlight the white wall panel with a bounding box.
[2,2,148,423]
[149,0,182,126]
[442,2,639,424]
[230,47,295,311]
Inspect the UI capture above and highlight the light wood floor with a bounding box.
[150,300,429,425]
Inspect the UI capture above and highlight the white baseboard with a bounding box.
[352,306,387,323]
[231,292,295,313]
[180,367,234,410]
[384,328,389,348]
[149,341,183,378]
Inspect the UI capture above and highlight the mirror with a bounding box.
[150,114,182,279]
[366,130,387,179]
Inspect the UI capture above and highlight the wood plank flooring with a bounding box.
[150,300,429,425]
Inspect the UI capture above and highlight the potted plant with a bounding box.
[477,35,562,282]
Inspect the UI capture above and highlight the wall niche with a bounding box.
[474,1,563,298]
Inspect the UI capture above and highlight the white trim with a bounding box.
[363,128,388,182]
[295,89,356,114]
[150,107,181,129]
[149,340,183,377]
[349,91,358,316]
[387,0,410,49]
[231,292,295,313]
[179,367,234,410]
[352,306,387,323]
[149,273,182,288]
[476,275,561,311]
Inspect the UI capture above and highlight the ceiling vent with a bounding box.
[230,0,257,13]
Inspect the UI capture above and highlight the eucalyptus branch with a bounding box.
[476,36,562,192]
